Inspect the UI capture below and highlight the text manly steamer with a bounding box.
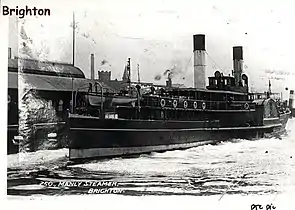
[2,6,50,19]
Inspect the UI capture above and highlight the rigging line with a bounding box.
[175,52,194,85]
[205,51,225,73]
[205,51,222,71]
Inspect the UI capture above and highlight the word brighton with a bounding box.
[88,188,124,194]
[2,6,50,19]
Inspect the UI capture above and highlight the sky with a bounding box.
[5,0,295,95]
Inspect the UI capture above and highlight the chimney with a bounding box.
[8,47,11,59]
[289,90,294,109]
[193,34,206,89]
[233,46,243,86]
[90,54,94,79]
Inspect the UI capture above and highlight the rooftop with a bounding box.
[8,58,85,78]
[8,72,114,93]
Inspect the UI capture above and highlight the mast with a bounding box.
[72,12,76,66]
[71,12,76,113]
[137,64,140,84]
[127,58,131,88]
[71,77,74,113]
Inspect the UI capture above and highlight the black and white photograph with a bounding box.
[2,0,295,209]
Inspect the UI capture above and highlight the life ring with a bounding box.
[173,100,178,108]
[244,103,249,110]
[183,100,188,109]
[193,101,198,109]
[160,99,166,107]
[202,102,206,110]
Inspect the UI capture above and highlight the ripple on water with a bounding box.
[7,119,295,196]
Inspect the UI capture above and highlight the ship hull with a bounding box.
[68,113,289,161]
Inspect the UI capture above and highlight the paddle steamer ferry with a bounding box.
[67,34,290,160]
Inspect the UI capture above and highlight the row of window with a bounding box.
[8,95,69,113]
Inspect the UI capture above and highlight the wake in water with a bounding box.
[7,119,295,197]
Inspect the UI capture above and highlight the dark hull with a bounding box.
[68,112,290,160]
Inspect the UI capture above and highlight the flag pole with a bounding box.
[72,12,75,66]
